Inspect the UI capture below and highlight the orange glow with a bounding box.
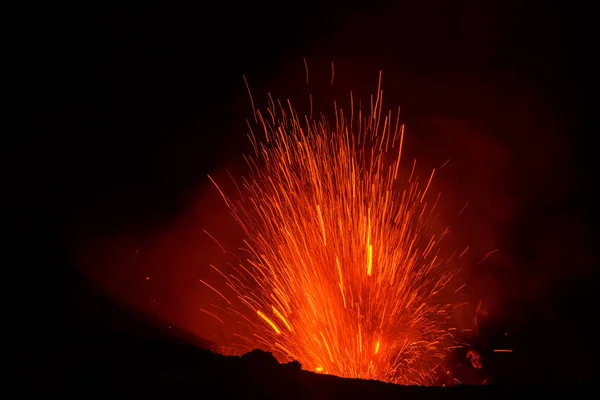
[206,73,461,385]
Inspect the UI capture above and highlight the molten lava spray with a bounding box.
[204,73,461,385]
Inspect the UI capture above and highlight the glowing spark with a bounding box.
[366,214,373,276]
[199,279,231,305]
[477,249,499,265]
[272,306,293,332]
[200,308,224,324]
[493,349,513,353]
[330,61,335,86]
[420,168,436,203]
[366,244,373,276]
[320,331,334,362]
[257,310,281,335]
[315,366,324,372]
[202,229,227,253]
[316,204,327,246]
[336,257,347,309]
[454,283,467,293]
[375,341,380,354]
[303,57,309,84]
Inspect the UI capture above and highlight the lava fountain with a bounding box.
[203,72,463,385]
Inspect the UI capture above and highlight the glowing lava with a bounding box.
[203,72,461,385]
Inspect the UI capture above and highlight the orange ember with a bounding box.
[204,73,461,385]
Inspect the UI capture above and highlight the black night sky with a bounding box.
[12,1,597,389]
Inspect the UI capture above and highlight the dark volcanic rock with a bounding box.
[283,360,303,372]
[240,349,280,368]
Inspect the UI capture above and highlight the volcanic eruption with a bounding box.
[202,72,464,385]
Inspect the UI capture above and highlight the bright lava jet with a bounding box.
[203,72,463,385]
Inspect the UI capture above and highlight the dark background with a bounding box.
[12,0,596,386]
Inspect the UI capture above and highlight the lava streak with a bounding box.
[205,73,460,385]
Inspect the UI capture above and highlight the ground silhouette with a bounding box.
[14,267,591,397]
